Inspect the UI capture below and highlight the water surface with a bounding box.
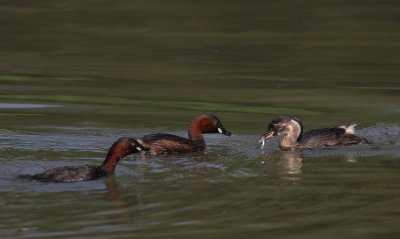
[1,1,400,238]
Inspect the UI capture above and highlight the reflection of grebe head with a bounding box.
[190,113,232,136]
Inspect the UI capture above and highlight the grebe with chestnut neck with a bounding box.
[259,116,368,150]
[19,137,146,182]
[138,113,231,155]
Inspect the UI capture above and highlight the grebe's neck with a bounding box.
[101,142,127,175]
[280,119,302,150]
[188,128,206,148]
[188,120,206,148]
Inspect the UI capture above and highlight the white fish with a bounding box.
[259,137,266,149]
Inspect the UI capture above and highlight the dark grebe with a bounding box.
[259,116,368,150]
[19,137,146,182]
[138,113,231,155]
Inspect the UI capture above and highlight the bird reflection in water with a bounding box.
[130,153,222,220]
[102,175,132,224]
[261,150,303,181]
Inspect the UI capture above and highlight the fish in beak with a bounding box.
[258,130,277,149]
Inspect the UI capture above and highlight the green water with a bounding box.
[1,1,400,238]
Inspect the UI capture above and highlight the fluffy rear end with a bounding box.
[339,123,358,134]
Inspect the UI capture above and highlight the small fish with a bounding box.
[259,137,266,149]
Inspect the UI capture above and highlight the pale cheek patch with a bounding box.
[287,120,301,137]
[136,147,142,151]
[286,124,293,134]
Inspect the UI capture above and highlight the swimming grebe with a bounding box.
[259,116,368,150]
[19,137,146,182]
[138,113,231,155]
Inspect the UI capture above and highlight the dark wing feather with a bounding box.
[22,165,105,182]
[300,128,367,148]
[139,133,201,154]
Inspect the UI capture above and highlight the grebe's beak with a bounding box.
[218,127,232,136]
[258,130,277,149]
[260,130,276,141]
[258,131,277,144]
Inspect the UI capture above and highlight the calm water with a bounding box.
[1,1,400,238]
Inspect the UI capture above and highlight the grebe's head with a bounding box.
[191,113,232,136]
[102,137,149,174]
[113,137,148,156]
[259,116,303,146]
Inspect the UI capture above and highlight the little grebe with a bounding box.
[138,113,231,155]
[19,137,146,182]
[259,116,368,150]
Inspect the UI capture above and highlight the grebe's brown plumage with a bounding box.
[19,137,146,182]
[259,116,368,150]
[138,113,231,155]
